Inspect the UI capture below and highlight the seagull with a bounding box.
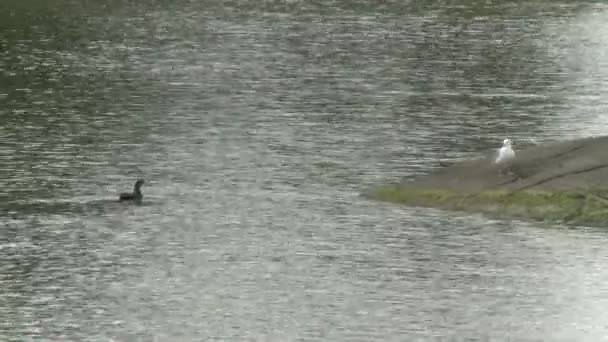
[495,138,515,176]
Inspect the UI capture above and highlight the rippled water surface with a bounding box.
[2,1,608,341]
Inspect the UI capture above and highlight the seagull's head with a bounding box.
[503,138,512,146]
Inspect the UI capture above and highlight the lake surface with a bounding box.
[2,1,608,340]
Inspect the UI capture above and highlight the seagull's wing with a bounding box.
[495,147,505,164]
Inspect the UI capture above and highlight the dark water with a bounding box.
[2,1,608,340]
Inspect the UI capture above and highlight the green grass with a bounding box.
[365,185,608,227]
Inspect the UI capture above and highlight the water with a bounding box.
[2,1,608,340]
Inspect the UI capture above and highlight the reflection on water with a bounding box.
[2,1,608,340]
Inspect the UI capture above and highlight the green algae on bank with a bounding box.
[366,185,608,226]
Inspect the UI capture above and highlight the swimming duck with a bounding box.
[119,179,145,202]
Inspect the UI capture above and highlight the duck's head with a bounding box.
[134,179,145,190]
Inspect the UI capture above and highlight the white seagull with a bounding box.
[495,138,515,175]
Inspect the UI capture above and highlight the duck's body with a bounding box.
[495,139,515,175]
[119,179,144,202]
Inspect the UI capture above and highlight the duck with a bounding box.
[119,179,145,202]
[495,138,515,176]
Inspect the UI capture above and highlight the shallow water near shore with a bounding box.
[2,1,608,340]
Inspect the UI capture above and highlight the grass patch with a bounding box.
[365,184,608,227]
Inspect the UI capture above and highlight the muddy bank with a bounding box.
[367,136,608,227]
